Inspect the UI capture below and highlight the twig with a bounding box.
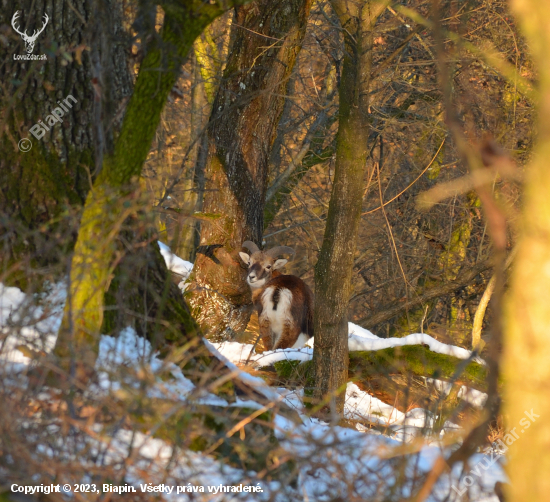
[377,160,412,327]
[363,138,445,215]
[245,330,262,365]
[232,23,284,42]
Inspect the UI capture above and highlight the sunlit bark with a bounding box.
[312,0,388,414]
[188,0,312,339]
[503,0,550,499]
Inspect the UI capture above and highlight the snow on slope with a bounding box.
[0,282,64,365]
[425,377,488,409]
[0,256,501,501]
[158,241,193,289]
[213,322,485,368]
[274,413,504,502]
[212,322,488,427]
[0,272,487,420]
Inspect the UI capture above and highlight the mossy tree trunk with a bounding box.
[187,0,312,339]
[312,0,387,415]
[102,227,201,349]
[0,0,132,282]
[53,0,252,381]
[503,1,550,500]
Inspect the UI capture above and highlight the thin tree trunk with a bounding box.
[175,50,210,261]
[503,1,550,500]
[312,0,387,415]
[177,24,229,261]
[471,247,516,349]
[188,0,312,339]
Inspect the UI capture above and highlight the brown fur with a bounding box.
[240,245,314,350]
[254,275,314,350]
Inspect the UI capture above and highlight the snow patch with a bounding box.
[348,331,486,365]
[213,323,485,367]
[0,282,65,365]
[158,241,194,288]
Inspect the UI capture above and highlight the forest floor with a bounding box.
[0,242,507,501]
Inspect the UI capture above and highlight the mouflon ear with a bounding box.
[273,258,288,270]
[239,252,250,265]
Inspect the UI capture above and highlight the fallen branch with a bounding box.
[471,246,517,349]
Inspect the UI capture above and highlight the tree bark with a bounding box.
[312,0,387,415]
[103,228,201,347]
[471,247,516,349]
[503,1,550,500]
[187,0,312,339]
[0,0,132,281]
[53,0,252,380]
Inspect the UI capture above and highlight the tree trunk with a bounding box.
[312,0,386,415]
[187,0,312,339]
[0,0,131,283]
[503,1,550,500]
[102,226,201,349]
[173,50,210,262]
[53,1,251,380]
[175,23,229,261]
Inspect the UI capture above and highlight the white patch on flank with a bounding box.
[260,287,293,349]
[291,333,310,349]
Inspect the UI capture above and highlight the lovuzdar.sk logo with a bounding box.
[11,10,48,61]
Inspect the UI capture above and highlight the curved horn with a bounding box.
[266,245,295,258]
[242,241,260,254]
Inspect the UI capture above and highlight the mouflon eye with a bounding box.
[266,265,271,269]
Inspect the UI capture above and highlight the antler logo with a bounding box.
[11,11,49,54]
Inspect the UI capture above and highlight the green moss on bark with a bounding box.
[349,345,486,388]
[271,345,485,390]
[54,2,253,378]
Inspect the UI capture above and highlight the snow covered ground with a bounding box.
[158,241,194,290]
[211,322,488,418]
[213,322,485,368]
[0,242,505,501]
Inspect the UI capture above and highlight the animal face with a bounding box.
[238,251,287,289]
